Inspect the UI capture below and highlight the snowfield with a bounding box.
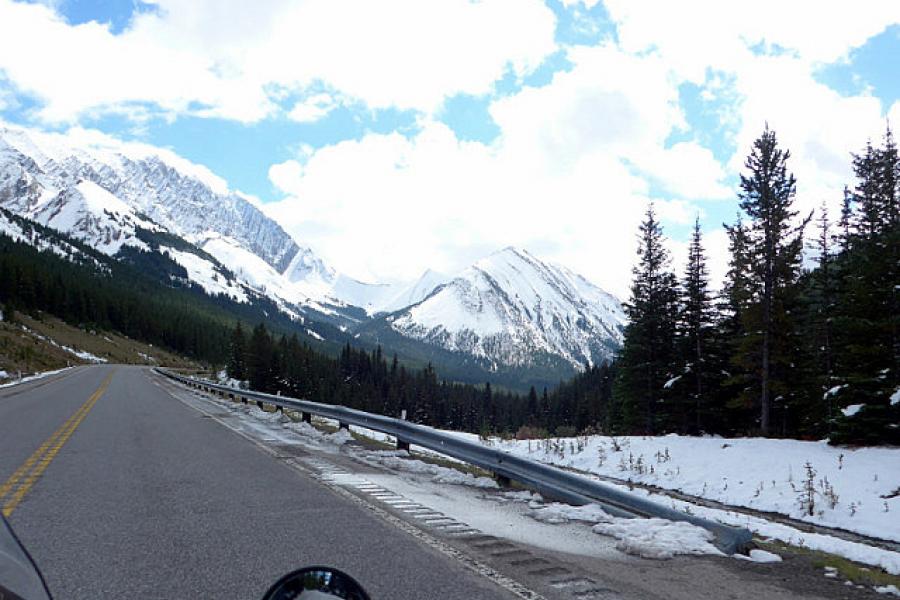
[462,433,899,543]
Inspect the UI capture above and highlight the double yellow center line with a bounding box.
[1,372,113,517]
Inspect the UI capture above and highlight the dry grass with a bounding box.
[0,311,199,379]
[757,540,900,588]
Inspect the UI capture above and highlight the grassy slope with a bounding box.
[0,312,199,378]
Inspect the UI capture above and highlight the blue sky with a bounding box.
[0,0,897,294]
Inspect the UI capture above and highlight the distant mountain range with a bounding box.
[0,123,625,388]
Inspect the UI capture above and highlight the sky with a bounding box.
[0,0,898,297]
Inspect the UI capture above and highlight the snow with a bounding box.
[824,384,847,399]
[392,247,625,369]
[733,549,783,563]
[19,326,107,363]
[63,346,106,363]
[663,375,682,389]
[529,502,613,524]
[891,387,900,406]
[0,367,72,388]
[460,432,900,544]
[841,404,865,417]
[161,246,247,302]
[360,450,499,489]
[592,517,721,560]
[876,585,900,596]
[377,269,448,313]
[0,209,100,264]
[75,180,134,218]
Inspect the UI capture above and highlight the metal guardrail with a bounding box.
[156,368,753,554]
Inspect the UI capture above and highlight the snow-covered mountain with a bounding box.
[0,123,625,382]
[0,124,368,314]
[0,125,298,269]
[375,248,625,371]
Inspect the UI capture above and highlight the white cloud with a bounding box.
[2,0,895,301]
[591,0,898,256]
[0,0,558,123]
[287,93,337,123]
[604,0,900,82]
[725,54,888,223]
[265,44,712,296]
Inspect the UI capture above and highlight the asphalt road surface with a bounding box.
[0,365,515,599]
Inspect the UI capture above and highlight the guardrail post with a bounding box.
[338,421,349,430]
[302,412,311,423]
[241,396,248,404]
[494,473,511,487]
[397,439,410,452]
[256,400,264,410]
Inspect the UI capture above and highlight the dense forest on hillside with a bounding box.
[1,127,896,446]
[0,211,337,361]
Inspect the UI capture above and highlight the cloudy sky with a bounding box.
[1,0,898,297]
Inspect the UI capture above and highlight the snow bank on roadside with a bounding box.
[593,518,721,560]
[461,432,899,543]
[0,366,72,388]
[360,450,499,489]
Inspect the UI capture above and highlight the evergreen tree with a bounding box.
[811,203,836,425]
[736,126,809,435]
[226,322,247,381]
[246,323,275,393]
[672,218,720,433]
[614,204,679,434]
[830,127,900,444]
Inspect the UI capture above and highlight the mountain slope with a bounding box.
[361,247,625,379]
[0,125,299,269]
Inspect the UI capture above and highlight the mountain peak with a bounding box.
[385,248,625,371]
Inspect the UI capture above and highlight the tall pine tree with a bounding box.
[735,127,809,435]
[672,218,721,433]
[614,204,679,434]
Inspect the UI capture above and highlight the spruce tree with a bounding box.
[830,127,900,444]
[614,204,679,434]
[226,322,247,381]
[246,323,275,393]
[673,218,719,433]
[736,127,809,435]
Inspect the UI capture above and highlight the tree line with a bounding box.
[613,126,898,445]
[225,322,616,436]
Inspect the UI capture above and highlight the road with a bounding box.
[0,365,881,599]
[0,365,514,599]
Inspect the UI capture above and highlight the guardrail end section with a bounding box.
[716,525,754,556]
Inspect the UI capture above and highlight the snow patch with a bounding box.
[592,518,722,560]
[360,450,499,489]
[841,404,865,417]
[733,549,783,563]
